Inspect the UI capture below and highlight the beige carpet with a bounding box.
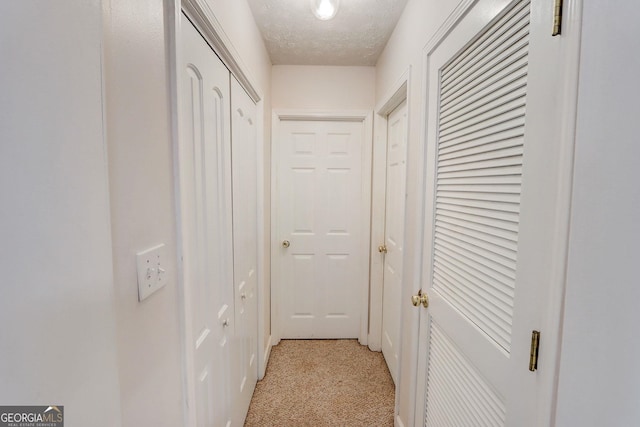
[244,339,395,427]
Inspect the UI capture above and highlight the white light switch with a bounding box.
[136,243,168,301]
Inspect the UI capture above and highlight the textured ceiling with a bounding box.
[247,0,408,66]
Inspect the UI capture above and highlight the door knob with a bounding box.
[411,289,429,308]
[282,240,290,248]
[378,244,387,254]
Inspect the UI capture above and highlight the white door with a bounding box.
[276,118,370,339]
[414,0,571,424]
[381,100,408,383]
[179,14,233,427]
[230,77,258,425]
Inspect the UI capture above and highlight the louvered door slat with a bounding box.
[440,79,527,128]
[439,107,526,145]
[437,202,520,224]
[440,136,523,161]
[438,166,522,181]
[437,210,519,239]
[425,323,507,427]
[436,196,520,214]
[435,231,517,273]
[434,257,515,308]
[431,0,530,354]
[440,0,530,83]
[433,271,512,347]
[440,87,527,134]
[440,28,529,103]
[440,100,526,141]
[434,266,514,321]
[438,174,522,186]
[434,246,515,302]
[440,55,528,117]
[436,190,520,204]
[439,119,525,152]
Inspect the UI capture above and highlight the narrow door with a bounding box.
[414,0,570,424]
[276,119,369,338]
[230,77,258,425]
[179,14,233,427]
[381,100,408,383]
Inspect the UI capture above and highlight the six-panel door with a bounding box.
[277,119,368,339]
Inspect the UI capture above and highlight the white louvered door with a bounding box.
[415,0,571,425]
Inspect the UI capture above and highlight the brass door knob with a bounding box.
[411,290,429,308]
[378,244,387,254]
[282,240,290,248]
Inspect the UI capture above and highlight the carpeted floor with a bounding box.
[244,339,395,427]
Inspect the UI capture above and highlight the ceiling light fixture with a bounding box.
[310,0,339,20]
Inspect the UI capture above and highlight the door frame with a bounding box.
[271,109,373,346]
[165,1,268,426]
[410,0,584,425]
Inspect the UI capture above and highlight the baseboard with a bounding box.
[259,334,272,380]
[368,338,382,352]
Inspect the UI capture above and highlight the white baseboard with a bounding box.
[259,334,272,380]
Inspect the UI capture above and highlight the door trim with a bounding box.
[271,109,373,346]
[410,0,584,425]
[181,0,262,103]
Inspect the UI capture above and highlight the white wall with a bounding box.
[102,1,184,425]
[0,2,123,426]
[555,1,640,425]
[374,1,460,425]
[272,65,376,110]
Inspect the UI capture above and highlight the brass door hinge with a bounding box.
[552,0,563,36]
[529,330,541,372]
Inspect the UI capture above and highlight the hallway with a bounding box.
[244,340,394,427]
[2,1,640,426]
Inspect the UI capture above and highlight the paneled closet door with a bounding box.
[381,99,408,384]
[179,14,234,427]
[230,76,259,426]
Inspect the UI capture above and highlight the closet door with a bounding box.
[413,0,574,424]
[381,99,408,384]
[179,14,234,427]
[230,76,259,426]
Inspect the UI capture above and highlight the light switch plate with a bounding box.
[136,243,168,301]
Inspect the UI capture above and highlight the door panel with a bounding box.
[381,100,408,383]
[180,14,233,427]
[277,119,367,338]
[415,0,568,424]
[230,77,258,426]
